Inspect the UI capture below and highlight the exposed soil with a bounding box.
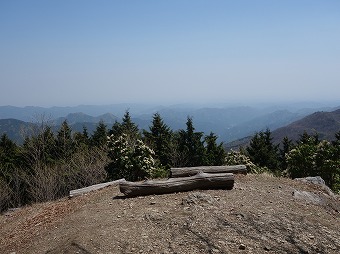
[1,174,339,254]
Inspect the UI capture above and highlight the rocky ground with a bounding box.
[1,173,339,254]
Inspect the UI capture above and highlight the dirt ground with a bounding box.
[1,173,339,254]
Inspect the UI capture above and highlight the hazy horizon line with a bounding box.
[1,99,340,109]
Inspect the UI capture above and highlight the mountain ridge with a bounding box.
[224,108,340,150]
[1,105,339,145]
[271,108,340,143]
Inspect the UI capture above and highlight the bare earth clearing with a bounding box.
[1,174,339,254]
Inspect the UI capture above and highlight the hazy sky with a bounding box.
[1,0,339,107]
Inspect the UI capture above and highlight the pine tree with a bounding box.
[109,110,140,146]
[22,126,57,167]
[204,132,225,166]
[56,120,74,159]
[279,136,294,171]
[73,126,90,148]
[177,117,205,167]
[246,128,279,171]
[143,113,172,167]
[0,134,19,176]
[0,134,20,211]
[121,110,140,144]
[297,131,319,145]
[91,120,108,148]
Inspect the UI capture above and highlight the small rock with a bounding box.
[236,213,245,219]
[295,176,325,185]
[308,234,315,239]
[264,246,271,251]
[239,244,246,250]
[293,190,324,205]
[150,201,156,205]
[182,192,215,206]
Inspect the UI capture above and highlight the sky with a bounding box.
[1,0,340,107]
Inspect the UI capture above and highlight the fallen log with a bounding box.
[170,165,246,178]
[69,179,125,198]
[119,172,234,197]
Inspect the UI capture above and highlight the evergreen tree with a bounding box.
[143,113,172,167]
[109,120,123,137]
[91,120,108,148]
[297,131,319,146]
[168,131,187,167]
[331,131,340,190]
[246,128,279,171]
[109,110,140,146]
[0,134,19,177]
[333,131,340,146]
[56,120,74,159]
[177,117,205,167]
[0,134,20,211]
[73,126,90,149]
[121,110,140,144]
[203,132,225,166]
[22,126,57,167]
[279,136,294,171]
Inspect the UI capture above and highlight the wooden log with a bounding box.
[170,165,247,178]
[119,172,234,197]
[69,179,126,198]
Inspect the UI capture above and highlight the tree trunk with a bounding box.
[119,172,234,197]
[170,165,246,178]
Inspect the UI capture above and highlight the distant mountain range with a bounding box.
[0,104,339,144]
[271,108,340,143]
[55,112,118,125]
[0,118,27,143]
[224,108,340,150]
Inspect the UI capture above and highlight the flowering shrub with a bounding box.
[286,139,340,191]
[225,150,262,174]
[286,143,317,178]
[106,134,156,181]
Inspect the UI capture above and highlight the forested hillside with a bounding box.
[224,108,340,150]
[272,109,340,143]
[1,109,339,213]
[0,112,225,212]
